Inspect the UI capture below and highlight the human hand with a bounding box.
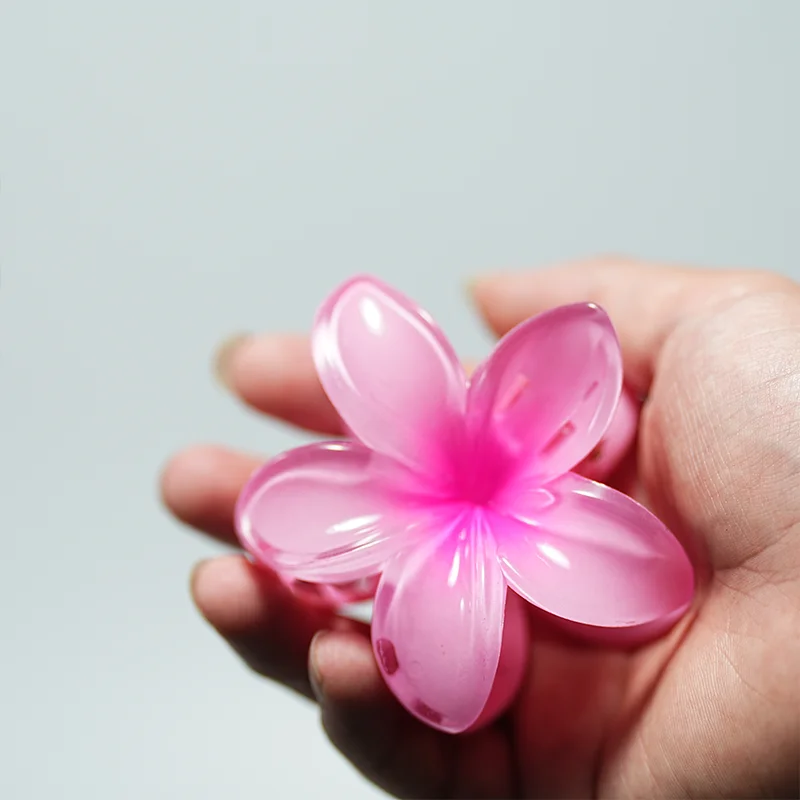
[161,258,800,798]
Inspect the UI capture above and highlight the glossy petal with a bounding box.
[312,276,467,477]
[468,304,623,483]
[493,472,694,633]
[371,510,507,733]
[235,441,423,583]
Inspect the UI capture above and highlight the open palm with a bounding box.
[162,259,800,798]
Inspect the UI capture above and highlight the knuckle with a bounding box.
[720,269,797,301]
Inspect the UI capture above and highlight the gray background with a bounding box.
[1,1,798,798]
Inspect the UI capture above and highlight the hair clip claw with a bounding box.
[234,275,695,733]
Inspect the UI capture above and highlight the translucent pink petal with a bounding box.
[312,276,467,476]
[493,472,694,634]
[468,304,622,483]
[371,510,507,733]
[235,441,424,583]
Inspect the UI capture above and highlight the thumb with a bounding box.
[469,257,792,395]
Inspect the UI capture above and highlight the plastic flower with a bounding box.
[235,276,695,733]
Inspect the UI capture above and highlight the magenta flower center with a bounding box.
[423,425,521,512]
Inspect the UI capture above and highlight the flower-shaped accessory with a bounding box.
[235,276,695,733]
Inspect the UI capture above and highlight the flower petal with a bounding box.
[313,276,467,476]
[468,303,622,482]
[494,472,694,634]
[235,441,423,583]
[371,510,507,733]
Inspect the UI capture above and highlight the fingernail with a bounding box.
[466,273,502,303]
[189,559,211,599]
[213,333,251,389]
[465,275,484,296]
[308,630,330,700]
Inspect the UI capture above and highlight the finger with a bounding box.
[514,607,634,799]
[469,257,796,395]
[215,334,480,436]
[161,445,261,545]
[310,630,514,800]
[470,258,684,394]
[309,629,452,798]
[215,333,344,435]
[192,555,365,699]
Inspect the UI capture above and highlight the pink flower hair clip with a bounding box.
[235,276,695,733]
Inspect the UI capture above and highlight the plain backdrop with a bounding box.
[1,2,799,798]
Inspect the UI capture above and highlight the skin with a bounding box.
[161,258,800,798]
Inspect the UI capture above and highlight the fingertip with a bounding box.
[215,332,343,434]
[160,445,261,542]
[307,631,327,700]
[190,554,274,633]
[466,269,512,307]
[309,629,381,703]
[214,333,252,390]
[313,633,454,799]
[465,273,491,303]
[219,333,283,400]
[190,554,243,622]
[189,554,352,698]
[189,558,211,600]
[468,258,639,335]
[468,269,541,336]
[161,445,215,512]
